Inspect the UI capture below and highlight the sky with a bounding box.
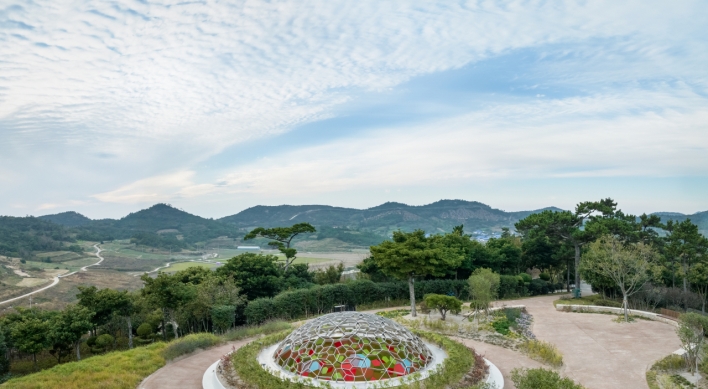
[1,0,707,219]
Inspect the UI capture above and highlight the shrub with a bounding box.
[528,279,551,296]
[539,273,551,281]
[94,334,114,352]
[161,333,221,361]
[519,340,563,367]
[244,279,473,325]
[137,323,153,338]
[492,317,511,335]
[518,273,532,283]
[511,368,585,389]
[503,308,522,324]
[499,275,524,298]
[594,299,622,308]
[244,298,277,325]
[223,321,292,342]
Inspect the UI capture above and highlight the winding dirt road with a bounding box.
[0,244,104,306]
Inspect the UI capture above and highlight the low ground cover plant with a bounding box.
[511,368,585,389]
[375,309,410,319]
[519,340,563,367]
[161,333,222,361]
[646,354,687,389]
[223,321,292,342]
[0,342,167,389]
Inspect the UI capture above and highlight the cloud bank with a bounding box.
[1,0,707,217]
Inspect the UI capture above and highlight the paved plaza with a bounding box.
[140,294,682,389]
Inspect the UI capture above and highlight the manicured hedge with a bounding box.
[245,280,471,324]
[245,277,556,325]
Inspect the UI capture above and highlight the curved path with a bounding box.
[140,295,681,389]
[139,339,253,389]
[491,295,681,388]
[0,244,104,306]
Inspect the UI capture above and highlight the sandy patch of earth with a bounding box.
[16,277,49,287]
[8,267,31,277]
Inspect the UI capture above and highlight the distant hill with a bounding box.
[40,204,240,246]
[0,216,79,258]
[39,211,92,227]
[219,199,564,236]
[652,210,708,236]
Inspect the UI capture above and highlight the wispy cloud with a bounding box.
[1,0,707,216]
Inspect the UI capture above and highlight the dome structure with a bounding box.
[272,312,433,383]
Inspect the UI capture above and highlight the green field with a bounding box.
[162,262,218,273]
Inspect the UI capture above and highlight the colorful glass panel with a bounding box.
[273,312,433,382]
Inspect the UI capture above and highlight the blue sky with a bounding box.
[1,0,707,219]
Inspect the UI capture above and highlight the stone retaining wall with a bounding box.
[555,304,678,326]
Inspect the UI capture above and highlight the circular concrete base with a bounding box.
[256,340,447,388]
[203,350,504,389]
[484,358,504,388]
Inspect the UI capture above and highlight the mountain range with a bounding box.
[218,200,564,236]
[0,200,702,258]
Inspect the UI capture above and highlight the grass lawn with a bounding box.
[0,343,167,389]
[162,261,218,273]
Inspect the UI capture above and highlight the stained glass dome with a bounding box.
[272,312,433,382]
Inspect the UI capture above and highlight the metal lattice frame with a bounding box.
[273,312,433,382]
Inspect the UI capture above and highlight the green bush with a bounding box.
[511,368,585,389]
[518,273,532,283]
[137,323,153,338]
[539,273,551,281]
[499,275,524,298]
[161,333,221,361]
[492,319,510,335]
[93,334,114,353]
[528,279,551,295]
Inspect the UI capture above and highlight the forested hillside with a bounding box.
[41,204,240,245]
[219,199,563,236]
[38,211,92,227]
[0,216,81,258]
[653,211,708,236]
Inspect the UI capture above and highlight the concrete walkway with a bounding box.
[492,295,681,389]
[138,339,251,389]
[140,295,681,389]
[454,337,543,389]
